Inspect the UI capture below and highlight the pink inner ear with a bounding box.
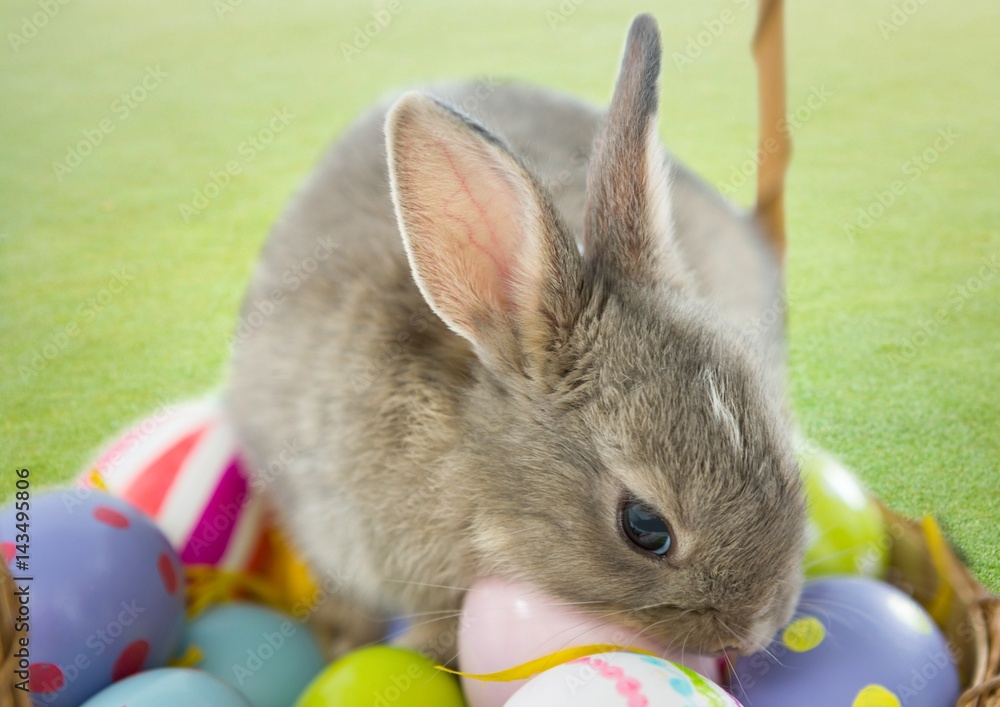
[400,129,535,340]
[433,136,516,293]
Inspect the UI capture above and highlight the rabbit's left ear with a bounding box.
[386,92,584,375]
[585,14,693,291]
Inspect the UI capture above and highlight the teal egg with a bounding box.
[184,601,325,707]
[79,668,252,706]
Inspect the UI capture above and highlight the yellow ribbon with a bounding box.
[184,564,289,618]
[86,469,109,491]
[168,644,204,668]
[435,644,656,682]
[87,470,318,616]
[254,525,319,611]
[921,515,955,626]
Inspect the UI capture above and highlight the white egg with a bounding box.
[503,652,741,707]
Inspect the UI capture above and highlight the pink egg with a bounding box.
[79,396,265,570]
[457,577,723,707]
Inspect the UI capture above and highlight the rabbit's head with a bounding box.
[385,14,805,655]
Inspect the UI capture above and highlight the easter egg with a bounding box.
[457,577,723,707]
[730,577,961,707]
[79,668,252,706]
[0,490,185,706]
[183,601,325,707]
[505,651,741,706]
[80,396,265,570]
[798,444,889,578]
[294,645,464,707]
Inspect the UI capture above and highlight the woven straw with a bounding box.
[0,562,30,707]
[878,505,1000,704]
[753,0,791,262]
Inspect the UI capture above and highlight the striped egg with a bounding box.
[79,396,265,570]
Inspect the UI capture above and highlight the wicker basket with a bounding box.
[1,563,30,707]
[879,505,1000,704]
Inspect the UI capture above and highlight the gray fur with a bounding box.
[226,14,803,658]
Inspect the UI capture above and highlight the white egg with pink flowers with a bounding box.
[503,651,741,707]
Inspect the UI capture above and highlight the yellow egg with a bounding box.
[798,444,889,579]
[294,646,465,707]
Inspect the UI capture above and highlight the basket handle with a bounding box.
[753,0,791,265]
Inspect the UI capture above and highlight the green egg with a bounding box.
[294,645,466,707]
[798,444,889,579]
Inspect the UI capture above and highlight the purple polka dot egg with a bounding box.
[0,489,185,706]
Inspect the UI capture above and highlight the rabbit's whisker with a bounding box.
[383,579,470,593]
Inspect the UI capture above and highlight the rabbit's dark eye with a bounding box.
[621,499,672,556]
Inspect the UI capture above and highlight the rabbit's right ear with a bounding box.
[386,93,584,377]
[585,14,693,292]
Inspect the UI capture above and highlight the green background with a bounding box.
[1,0,997,590]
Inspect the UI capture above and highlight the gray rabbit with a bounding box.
[227,14,805,661]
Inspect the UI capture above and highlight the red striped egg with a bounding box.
[79,396,265,570]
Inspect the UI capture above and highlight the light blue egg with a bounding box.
[183,601,325,707]
[79,668,252,706]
